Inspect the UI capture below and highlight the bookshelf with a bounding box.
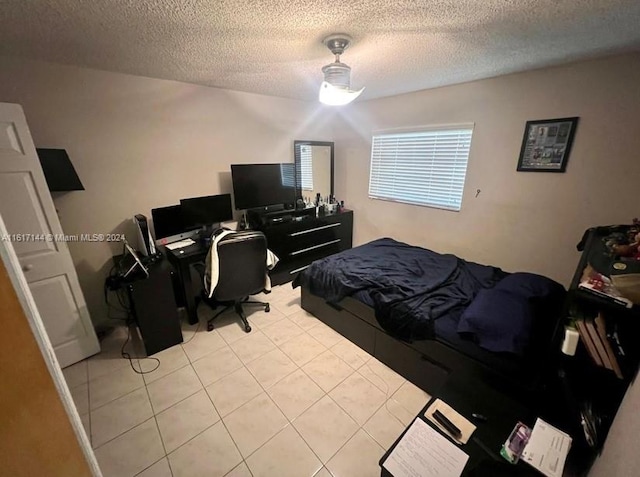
[554,225,640,474]
[568,226,640,379]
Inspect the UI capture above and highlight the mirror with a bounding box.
[294,140,334,202]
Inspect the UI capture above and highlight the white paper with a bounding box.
[521,418,572,477]
[383,418,469,477]
[165,238,195,250]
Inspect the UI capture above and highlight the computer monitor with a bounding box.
[180,194,233,231]
[231,163,296,210]
[151,204,189,245]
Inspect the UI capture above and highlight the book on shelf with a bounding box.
[584,320,613,371]
[595,313,623,379]
[579,264,633,308]
[578,281,633,308]
[575,315,623,379]
[575,320,603,367]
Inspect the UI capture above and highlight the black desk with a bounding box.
[164,211,353,324]
[380,381,540,477]
[164,242,209,325]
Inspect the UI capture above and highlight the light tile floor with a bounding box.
[62,284,431,477]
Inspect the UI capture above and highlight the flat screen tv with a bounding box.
[231,163,296,210]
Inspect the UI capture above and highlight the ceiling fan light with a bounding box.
[319,81,364,106]
[322,61,352,89]
[318,34,364,106]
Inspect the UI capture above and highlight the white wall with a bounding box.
[0,56,336,326]
[335,52,640,286]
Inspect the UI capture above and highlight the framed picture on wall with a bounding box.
[516,117,579,172]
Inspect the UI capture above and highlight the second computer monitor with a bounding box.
[180,194,233,230]
[151,204,185,242]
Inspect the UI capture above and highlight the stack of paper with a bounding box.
[521,419,572,477]
[382,418,469,477]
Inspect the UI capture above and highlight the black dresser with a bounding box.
[254,209,353,286]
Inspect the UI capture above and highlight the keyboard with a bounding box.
[165,238,196,250]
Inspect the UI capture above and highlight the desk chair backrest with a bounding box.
[211,230,268,302]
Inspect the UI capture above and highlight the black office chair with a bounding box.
[198,230,271,333]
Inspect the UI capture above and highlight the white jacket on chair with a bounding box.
[204,230,279,298]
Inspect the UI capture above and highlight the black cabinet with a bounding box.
[550,226,640,474]
[126,260,183,355]
[255,210,353,285]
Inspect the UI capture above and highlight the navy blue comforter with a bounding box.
[293,238,506,341]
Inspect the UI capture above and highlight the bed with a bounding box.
[293,238,566,401]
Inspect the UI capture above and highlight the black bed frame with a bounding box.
[301,286,563,406]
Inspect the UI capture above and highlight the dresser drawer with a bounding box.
[286,223,344,255]
[272,240,344,277]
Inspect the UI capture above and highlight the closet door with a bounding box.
[0,102,99,367]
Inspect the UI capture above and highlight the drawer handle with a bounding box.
[289,264,311,274]
[288,223,341,237]
[289,239,341,256]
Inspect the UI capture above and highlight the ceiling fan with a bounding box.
[319,34,364,106]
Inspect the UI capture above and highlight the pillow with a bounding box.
[493,272,563,299]
[457,288,533,355]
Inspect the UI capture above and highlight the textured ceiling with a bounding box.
[1,1,640,102]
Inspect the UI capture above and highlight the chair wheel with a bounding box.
[207,322,214,332]
[265,304,270,313]
[244,325,252,333]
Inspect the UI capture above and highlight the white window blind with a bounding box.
[368,126,473,211]
[280,164,296,187]
[299,145,314,191]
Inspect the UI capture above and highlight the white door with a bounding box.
[0,102,99,367]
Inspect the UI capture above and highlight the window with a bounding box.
[298,145,314,191]
[368,125,473,211]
